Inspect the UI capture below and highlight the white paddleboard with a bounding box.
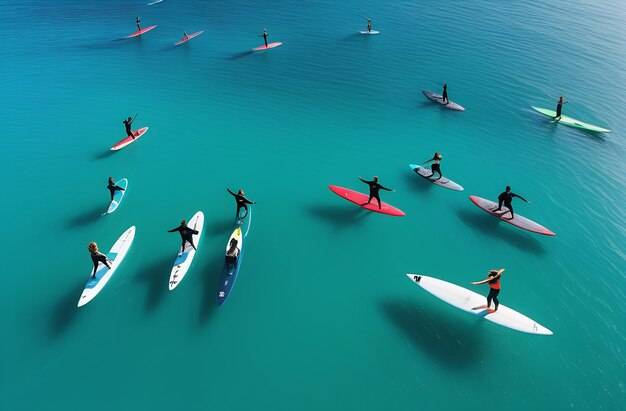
[78,226,136,307]
[405,274,552,335]
[409,164,463,191]
[358,30,379,35]
[422,89,465,111]
[169,211,204,290]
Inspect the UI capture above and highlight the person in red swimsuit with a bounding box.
[471,268,505,311]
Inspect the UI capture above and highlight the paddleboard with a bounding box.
[126,25,157,38]
[422,90,465,111]
[217,207,252,305]
[148,0,163,5]
[169,211,204,290]
[78,226,136,307]
[328,185,405,216]
[175,31,204,45]
[253,42,282,51]
[358,30,380,35]
[409,164,463,191]
[469,195,556,236]
[531,106,611,133]
[104,178,128,215]
[406,274,552,335]
[110,127,148,151]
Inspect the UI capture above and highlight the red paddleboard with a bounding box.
[469,195,555,236]
[175,31,204,45]
[126,25,157,38]
[110,127,149,151]
[328,185,405,217]
[253,42,282,51]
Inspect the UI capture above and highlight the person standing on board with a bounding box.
[471,269,505,312]
[366,17,372,32]
[554,96,567,121]
[123,115,137,139]
[136,17,141,31]
[422,152,443,180]
[168,219,198,256]
[441,83,448,104]
[359,176,395,210]
[227,188,256,221]
[182,31,189,40]
[107,176,125,201]
[88,242,112,279]
[260,28,269,47]
[495,186,530,220]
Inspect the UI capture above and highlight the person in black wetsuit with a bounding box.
[555,96,567,121]
[88,242,112,279]
[227,188,256,221]
[136,17,141,31]
[441,83,448,104]
[107,177,125,201]
[359,176,395,209]
[366,17,372,32]
[123,115,137,139]
[260,28,269,47]
[471,268,505,311]
[422,152,443,180]
[496,186,530,220]
[168,219,198,256]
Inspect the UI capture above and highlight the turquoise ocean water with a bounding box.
[1,0,625,409]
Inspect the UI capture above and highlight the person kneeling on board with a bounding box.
[227,188,256,222]
[358,176,395,209]
[422,152,443,180]
[225,238,240,268]
[88,242,112,279]
[471,269,505,311]
[496,186,530,220]
[168,219,198,256]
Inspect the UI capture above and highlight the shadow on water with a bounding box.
[224,50,254,60]
[456,208,547,255]
[48,284,84,339]
[134,256,172,314]
[94,149,115,160]
[78,38,130,51]
[306,204,370,228]
[66,205,103,228]
[380,299,484,368]
[403,172,431,193]
[198,255,223,326]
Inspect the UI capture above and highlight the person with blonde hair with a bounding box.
[471,268,506,311]
[87,242,112,279]
[422,152,443,180]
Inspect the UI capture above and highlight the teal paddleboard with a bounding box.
[531,106,611,133]
[105,178,128,214]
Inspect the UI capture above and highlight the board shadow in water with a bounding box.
[204,219,236,236]
[379,299,484,368]
[66,205,103,228]
[198,255,224,326]
[134,256,173,315]
[403,172,432,193]
[77,38,131,51]
[306,204,370,228]
[224,50,254,60]
[94,149,115,160]
[456,208,547,255]
[48,284,85,339]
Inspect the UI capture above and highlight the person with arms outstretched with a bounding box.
[87,242,112,279]
[359,176,395,210]
[168,219,198,256]
[106,176,125,204]
[123,114,137,139]
[471,269,505,312]
[422,152,443,180]
[496,186,530,220]
[555,96,567,121]
[227,188,255,222]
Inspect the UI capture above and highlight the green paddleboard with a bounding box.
[531,106,611,133]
